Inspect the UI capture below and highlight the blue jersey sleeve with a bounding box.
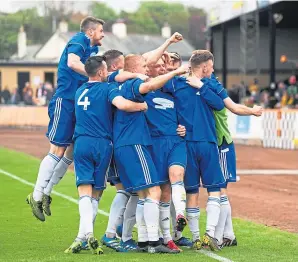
[200,83,225,111]
[131,78,145,102]
[108,70,120,83]
[163,78,175,94]
[108,83,121,103]
[67,33,89,59]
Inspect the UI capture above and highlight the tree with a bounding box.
[188,6,207,48]
[0,8,52,59]
[137,1,190,36]
[90,2,118,23]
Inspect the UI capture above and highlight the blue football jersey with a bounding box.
[74,81,120,140]
[202,75,228,101]
[163,76,224,143]
[55,32,99,100]
[107,70,120,83]
[113,78,152,148]
[145,89,178,137]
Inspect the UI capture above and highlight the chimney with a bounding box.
[18,25,27,58]
[161,23,171,38]
[112,19,127,39]
[59,20,68,33]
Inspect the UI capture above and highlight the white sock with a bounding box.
[122,194,138,242]
[215,195,229,244]
[223,197,235,240]
[144,198,160,242]
[43,156,72,196]
[33,153,60,201]
[92,197,100,225]
[76,195,93,241]
[186,207,200,241]
[171,182,186,217]
[159,201,171,244]
[136,199,148,242]
[105,190,130,238]
[206,196,221,238]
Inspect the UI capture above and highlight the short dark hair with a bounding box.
[103,49,124,69]
[80,16,105,32]
[85,55,106,77]
[190,50,214,68]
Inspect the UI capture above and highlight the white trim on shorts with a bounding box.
[135,145,152,185]
[49,97,62,141]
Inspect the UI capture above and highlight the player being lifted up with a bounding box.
[64,56,148,254]
[27,16,105,222]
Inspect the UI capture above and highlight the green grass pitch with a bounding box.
[0,147,297,262]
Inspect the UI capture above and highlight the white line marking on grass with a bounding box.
[237,169,298,175]
[0,168,233,262]
[0,168,109,216]
[199,249,233,262]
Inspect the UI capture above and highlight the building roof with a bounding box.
[9,30,195,64]
[10,44,43,62]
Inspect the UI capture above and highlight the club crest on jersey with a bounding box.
[196,91,200,95]
[153,98,174,110]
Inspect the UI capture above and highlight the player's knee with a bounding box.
[220,186,228,196]
[78,184,93,197]
[115,183,124,191]
[208,188,221,197]
[92,189,103,199]
[147,185,161,201]
[160,183,171,202]
[186,192,199,207]
[169,165,184,183]
[64,144,74,160]
[49,144,66,158]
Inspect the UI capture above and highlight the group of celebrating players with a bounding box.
[26,16,263,255]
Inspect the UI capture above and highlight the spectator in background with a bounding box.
[36,83,47,106]
[287,75,298,108]
[274,81,288,108]
[249,78,259,94]
[23,82,32,94]
[24,88,37,105]
[11,87,21,105]
[1,87,11,104]
[228,84,241,103]
[44,82,54,105]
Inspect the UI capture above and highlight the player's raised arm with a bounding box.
[139,65,188,94]
[142,32,183,66]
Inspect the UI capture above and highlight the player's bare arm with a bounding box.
[115,71,149,82]
[112,96,148,112]
[223,97,263,116]
[139,65,188,94]
[142,32,183,66]
[67,53,88,76]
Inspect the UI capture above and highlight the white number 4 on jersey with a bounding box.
[77,89,90,110]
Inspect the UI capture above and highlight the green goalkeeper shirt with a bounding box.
[214,108,233,146]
